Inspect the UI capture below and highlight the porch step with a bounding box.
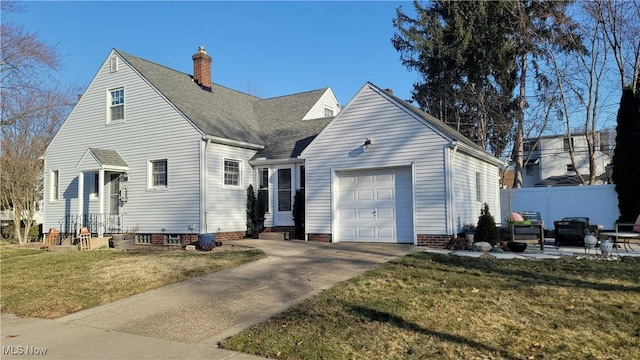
[49,245,78,253]
[259,232,289,241]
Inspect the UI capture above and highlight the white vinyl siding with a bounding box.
[206,143,257,233]
[43,50,203,234]
[302,88,340,120]
[451,151,500,231]
[304,85,450,240]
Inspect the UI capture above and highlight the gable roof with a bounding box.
[115,49,332,159]
[253,89,333,159]
[89,148,129,168]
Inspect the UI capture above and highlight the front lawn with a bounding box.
[0,243,265,318]
[222,252,640,359]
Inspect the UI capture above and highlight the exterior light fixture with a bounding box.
[363,138,373,151]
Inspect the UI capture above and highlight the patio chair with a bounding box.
[610,214,640,251]
[554,219,591,249]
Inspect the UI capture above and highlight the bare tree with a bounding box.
[543,5,611,185]
[585,0,640,92]
[1,1,76,243]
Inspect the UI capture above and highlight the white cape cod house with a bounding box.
[43,47,502,247]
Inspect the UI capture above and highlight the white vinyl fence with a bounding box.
[500,185,619,230]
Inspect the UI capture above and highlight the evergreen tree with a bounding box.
[612,87,640,222]
[475,203,499,245]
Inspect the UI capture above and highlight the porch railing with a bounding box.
[59,214,123,237]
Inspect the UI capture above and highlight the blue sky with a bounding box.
[8,1,419,106]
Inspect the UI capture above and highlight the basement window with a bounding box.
[164,234,181,245]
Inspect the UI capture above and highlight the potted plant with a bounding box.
[462,223,476,247]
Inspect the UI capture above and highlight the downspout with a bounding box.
[446,143,457,235]
[201,138,211,234]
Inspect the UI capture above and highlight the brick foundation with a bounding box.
[308,233,332,243]
[215,231,246,241]
[263,226,294,233]
[416,234,453,248]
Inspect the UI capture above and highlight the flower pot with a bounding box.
[599,239,613,257]
[507,241,527,252]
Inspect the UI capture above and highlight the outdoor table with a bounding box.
[599,231,640,252]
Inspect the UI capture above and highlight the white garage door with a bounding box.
[337,168,413,243]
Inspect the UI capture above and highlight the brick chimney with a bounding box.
[384,88,393,95]
[192,46,212,89]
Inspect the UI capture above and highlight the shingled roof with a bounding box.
[115,49,331,158]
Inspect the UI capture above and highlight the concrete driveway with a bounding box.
[1,239,417,359]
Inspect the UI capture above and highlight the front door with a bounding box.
[275,168,293,226]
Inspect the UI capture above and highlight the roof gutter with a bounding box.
[249,157,304,166]
[202,135,264,150]
[452,141,506,167]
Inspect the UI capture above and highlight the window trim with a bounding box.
[566,164,575,172]
[164,234,181,245]
[136,234,151,244]
[324,107,334,117]
[147,158,169,191]
[258,167,270,213]
[110,56,118,73]
[50,170,59,202]
[223,158,243,189]
[106,86,125,124]
[89,172,99,200]
[299,165,305,190]
[277,167,292,212]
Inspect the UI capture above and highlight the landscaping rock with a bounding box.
[490,247,504,253]
[185,245,196,251]
[472,242,492,252]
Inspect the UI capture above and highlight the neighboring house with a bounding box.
[302,83,504,246]
[43,47,503,247]
[521,133,612,187]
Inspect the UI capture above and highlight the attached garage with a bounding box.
[336,168,413,243]
[302,82,503,247]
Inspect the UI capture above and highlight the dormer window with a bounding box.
[109,88,124,122]
[324,107,334,117]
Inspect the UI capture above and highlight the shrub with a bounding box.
[475,203,499,245]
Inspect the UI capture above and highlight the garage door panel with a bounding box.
[357,190,374,201]
[337,168,413,243]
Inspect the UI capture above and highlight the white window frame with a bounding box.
[147,158,169,190]
[89,172,99,200]
[106,87,125,124]
[258,167,270,213]
[324,107,334,117]
[223,158,242,189]
[136,234,151,244]
[50,170,59,202]
[164,234,181,245]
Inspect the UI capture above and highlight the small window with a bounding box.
[150,159,167,188]
[110,57,118,73]
[50,170,59,201]
[136,234,151,244]
[324,108,334,117]
[90,172,99,199]
[566,164,575,172]
[563,137,574,152]
[525,165,533,176]
[109,88,124,122]
[278,168,292,211]
[224,159,241,186]
[475,172,481,202]
[259,168,269,213]
[164,234,181,245]
[299,166,305,190]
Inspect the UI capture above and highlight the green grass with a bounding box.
[222,252,640,359]
[0,243,265,318]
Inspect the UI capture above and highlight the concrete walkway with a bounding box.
[1,240,417,360]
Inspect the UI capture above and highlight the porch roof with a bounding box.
[88,148,129,168]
